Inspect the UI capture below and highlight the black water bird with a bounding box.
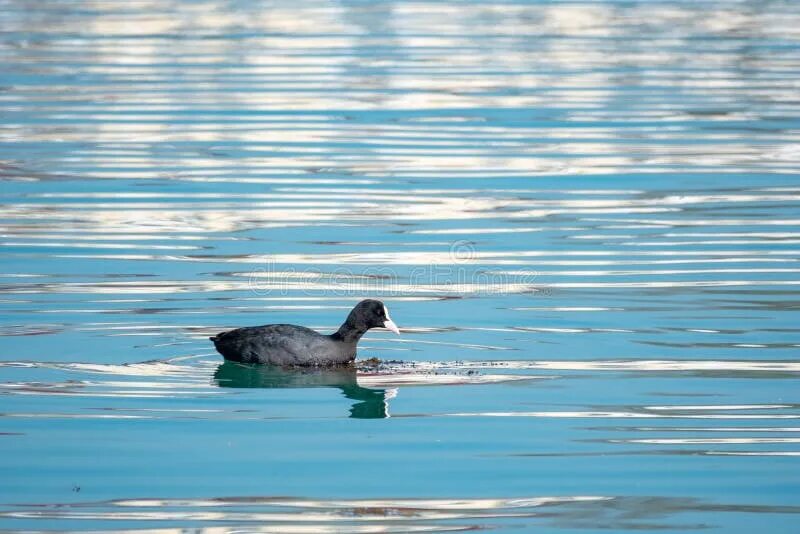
[210,299,400,366]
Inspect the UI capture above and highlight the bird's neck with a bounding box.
[332,321,368,344]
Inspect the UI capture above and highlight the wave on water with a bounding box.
[1,494,798,532]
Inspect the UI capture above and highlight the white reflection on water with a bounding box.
[615,438,800,444]
[2,493,798,532]
[406,360,800,373]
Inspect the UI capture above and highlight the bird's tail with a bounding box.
[210,331,228,343]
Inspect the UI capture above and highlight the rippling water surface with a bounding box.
[2,0,800,531]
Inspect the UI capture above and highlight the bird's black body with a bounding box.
[211,324,356,366]
[210,299,399,366]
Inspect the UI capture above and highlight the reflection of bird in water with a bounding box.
[210,300,400,366]
[213,362,393,419]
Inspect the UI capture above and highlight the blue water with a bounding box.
[1,0,800,531]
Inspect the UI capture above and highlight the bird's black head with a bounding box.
[345,299,401,335]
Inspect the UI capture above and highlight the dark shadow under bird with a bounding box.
[213,361,391,419]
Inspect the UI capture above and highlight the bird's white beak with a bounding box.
[383,319,400,335]
[382,304,400,335]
